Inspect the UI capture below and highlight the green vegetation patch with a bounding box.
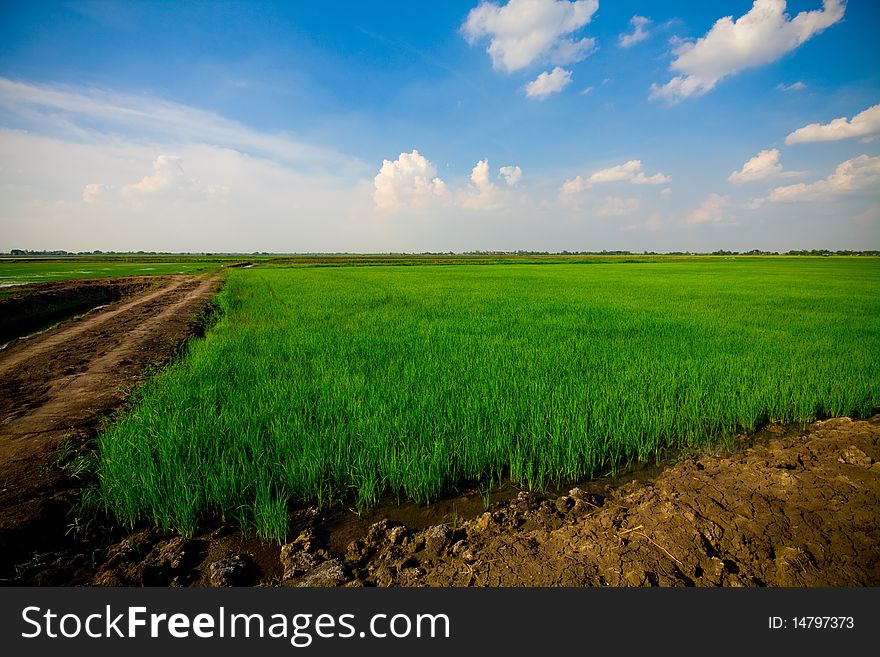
[0,258,228,286]
[97,259,880,540]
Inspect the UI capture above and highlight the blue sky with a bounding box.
[1,0,878,252]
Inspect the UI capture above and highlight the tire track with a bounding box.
[0,274,221,569]
[6,276,219,440]
[0,277,188,376]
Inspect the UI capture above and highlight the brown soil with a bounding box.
[1,276,877,586]
[0,275,220,577]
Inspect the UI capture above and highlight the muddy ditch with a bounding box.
[0,276,166,345]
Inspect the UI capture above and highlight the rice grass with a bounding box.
[96,258,880,540]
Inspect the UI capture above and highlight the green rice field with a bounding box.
[0,258,228,287]
[96,258,880,540]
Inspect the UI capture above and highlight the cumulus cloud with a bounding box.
[373,150,448,210]
[81,183,108,203]
[122,155,185,195]
[561,161,670,202]
[84,155,227,208]
[728,148,803,184]
[598,196,640,217]
[619,15,651,48]
[499,165,523,186]
[785,104,880,145]
[686,193,730,226]
[525,66,573,99]
[373,153,520,211]
[650,0,845,102]
[764,155,880,203]
[560,176,587,195]
[461,0,598,72]
[660,187,672,199]
[462,159,499,208]
[566,160,671,190]
[776,81,806,92]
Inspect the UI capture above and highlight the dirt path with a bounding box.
[0,277,188,375]
[0,275,220,570]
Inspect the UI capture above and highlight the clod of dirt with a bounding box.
[840,445,873,468]
[208,555,253,587]
[280,544,323,581]
[424,524,452,554]
[294,559,349,587]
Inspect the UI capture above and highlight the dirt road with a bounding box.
[0,275,220,572]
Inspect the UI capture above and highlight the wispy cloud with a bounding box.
[619,16,651,48]
[598,196,640,216]
[0,77,366,176]
[686,193,731,226]
[776,81,806,92]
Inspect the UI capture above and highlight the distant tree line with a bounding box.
[6,248,880,257]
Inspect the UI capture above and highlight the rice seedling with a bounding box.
[96,257,880,540]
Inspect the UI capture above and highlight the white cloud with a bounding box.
[728,148,803,184]
[125,155,226,197]
[598,196,640,217]
[776,81,806,92]
[660,187,672,199]
[619,15,651,48]
[461,158,500,208]
[0,129,368,253]
[585,160,671,187]
[525,67,573,99]
[373,150,448,210]
[0,77,364,175]
[785,104,880,145]
[560,175,587,195]
[650,0,845,102]
[561,161,671,196]
[461,0,598,73]
[687,193,730,225]
[81,183,108,204]
[765,155,880,203]
[499,165,523,186]
[373,154,521,211]
[82,155,228,210]
[124,155,186,195]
